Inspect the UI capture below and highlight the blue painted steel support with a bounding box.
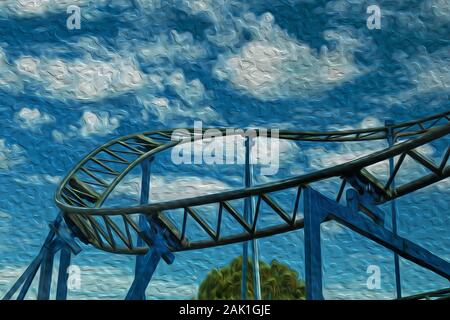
[243,135,261,300]
[3,229,55,300]
[312,187,450,279]
[3,214,81,300]
[344,188,450,279]
[386,120,402,299]
[126,226,174,300]
[16,254,43,300]
[37,241,57,300]
[241,245,248,300]
[130,157,154,300]
[241,242,248,300]
[241,137,249,300]
[303,186,450,300]
[127,156,175,300]
[127,253,161,300]
[303,188,325,300]
[135,157,154,279]
[56,246,72,300]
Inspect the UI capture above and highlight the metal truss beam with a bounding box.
[5,111,449,301]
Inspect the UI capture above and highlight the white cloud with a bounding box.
[51,127,77,143]
[214,12,361,100]
[139,93,219,126]
[308,142,386,172]
[4,30,210,126]
[51,111,120,143]
[365,47,450,106]
[0,0,166,23]
[64,265,197,299]
[137,30,207,66]
[324,279,392,300]
[147,279,197,299]
[16,53,145,101]
[149,97,169,108]
[423,0,450,23]
[80,111,120,137]
[0,210,11,220]
[0,264,197,300]
[0,0,107,17]
[114,175,231,201]
[0,47,22,93]
[309,139,435,173]
[292,117,386,178]
[167,71,206,106]
[13,173,61,186]
[408,48,450,94]
[14,107,54,131]
[0,0,56,16]
[0,266,23,296]
[180,0,246,49]
[0,210,12,234]
[183,0,212,14]
[15,56,39,75]
[0,139,25,170]
[435,178,450,192]
[11,34,207,117]
[12,36,147,102]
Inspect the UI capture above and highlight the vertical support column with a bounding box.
[37,241,57,300]
[126,247,163,300]
[129,156,159,300]
[138,157,153,239]
[241,136,249,300]
[303,188,324,300]
[134,157,154,292]
[4,229,55,300]
[241,236,249,299]
[3,215,81,301]
[386,120,402,299]
[56,246,72,300]
[127,221,174,300]
[243,135,261,300]
[16,255,43,300]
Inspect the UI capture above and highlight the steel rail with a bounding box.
[55,110,450,211]
[57,122,450,215]
[54,111,450,254]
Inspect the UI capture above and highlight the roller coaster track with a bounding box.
[54,110,450,254]
[4,110,450,300]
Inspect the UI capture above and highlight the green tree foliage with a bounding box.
[197,256,306,300]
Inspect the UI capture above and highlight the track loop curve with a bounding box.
[55,111,450,254]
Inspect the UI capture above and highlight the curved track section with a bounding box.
[55,111,450,254]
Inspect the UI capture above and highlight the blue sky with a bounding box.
[0,0,449,299]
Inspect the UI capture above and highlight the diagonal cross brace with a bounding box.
[2,214,82,300]
[343,189,450,280]
[303,187,450,300]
